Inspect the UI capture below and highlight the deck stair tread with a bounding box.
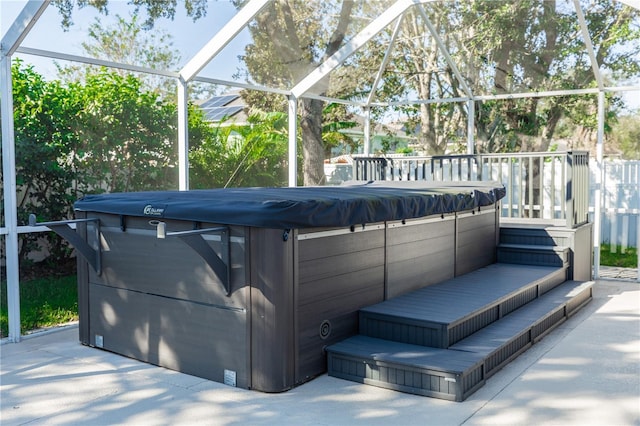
[360,263,564,325]
[328,335,484,374]
[450,280,593,355]
[327,334,486,401]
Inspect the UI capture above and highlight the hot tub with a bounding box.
[72,181,505,392]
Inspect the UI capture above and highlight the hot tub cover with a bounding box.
[74,181,505,229]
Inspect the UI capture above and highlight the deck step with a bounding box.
[499,225,572,247]
[359,263,567,348]
[497,243,570,267]
[327,335,484,402]
[327,280,593,402]
[450,280,593,378]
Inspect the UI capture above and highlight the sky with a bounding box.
[0,0,248,83]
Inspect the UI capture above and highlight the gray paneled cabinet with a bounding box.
[76,204,499,392]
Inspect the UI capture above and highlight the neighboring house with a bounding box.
[340,119,417,155]
[197,92,248,124]
[197,94,415,155]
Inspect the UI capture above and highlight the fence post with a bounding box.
[565,152,575,228]
[565,151,590,229]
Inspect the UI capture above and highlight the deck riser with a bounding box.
[358,315,448,348]
[499,228,572,247]
[499,286,538,317]
[531,307,567,343]
[447,307,499,347]
[482,306,568,378]
[482,292,592,379]
[483,331,531,377]
[497,247,569,268]
[538,269,568,294]
[328,353,484,402]
[566,286,593,316]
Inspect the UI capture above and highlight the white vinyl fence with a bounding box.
[593,159,639,250]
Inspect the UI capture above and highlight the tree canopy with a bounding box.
[57,13,181,98]
[189,110,289,188]
[44,0,640,161]
[52,0,209,29]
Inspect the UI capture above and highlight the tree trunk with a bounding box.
[299,0,353,186]
[300,98,326,186]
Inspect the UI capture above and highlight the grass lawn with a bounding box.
[600,244,638,268]
[0,275,78,338]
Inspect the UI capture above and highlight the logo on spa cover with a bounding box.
[143,204,165,217]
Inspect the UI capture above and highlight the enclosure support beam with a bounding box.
[467,100,475,154]
[0,0,49,56]
[180,0,271,82]
[574,0,604,90]
[366,16,404,107]
[364,107,372,155]
[288,96,298,187]
[383,86,640,107]
[593,91,605,279]
[16,47,181,79]
[193,75,290,96]
[1,55,21,343]
[417,6,472,98]
[177,78,189,190]
[1,0,51,344]
[362,14,403,156]
[291,0,415,98]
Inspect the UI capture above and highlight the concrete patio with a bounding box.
[1,278,638,426]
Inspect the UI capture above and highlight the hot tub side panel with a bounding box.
[88,215,247,308]
[249,227,296,392]
[89,285,248,381]
[385,214,456,299]
[75,211,91,346]
[83,213,250,388]
[455,206,499,276]
[295,225,386,384]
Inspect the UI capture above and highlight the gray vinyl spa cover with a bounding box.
[74,181,506,229]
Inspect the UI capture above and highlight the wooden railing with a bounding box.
[353,151,590,229]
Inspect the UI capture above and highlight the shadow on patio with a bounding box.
[1,279,638,426]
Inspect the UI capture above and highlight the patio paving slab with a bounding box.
[599,266,639,282]
[1,279,638,426]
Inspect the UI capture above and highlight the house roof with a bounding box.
[198,94,245,122]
